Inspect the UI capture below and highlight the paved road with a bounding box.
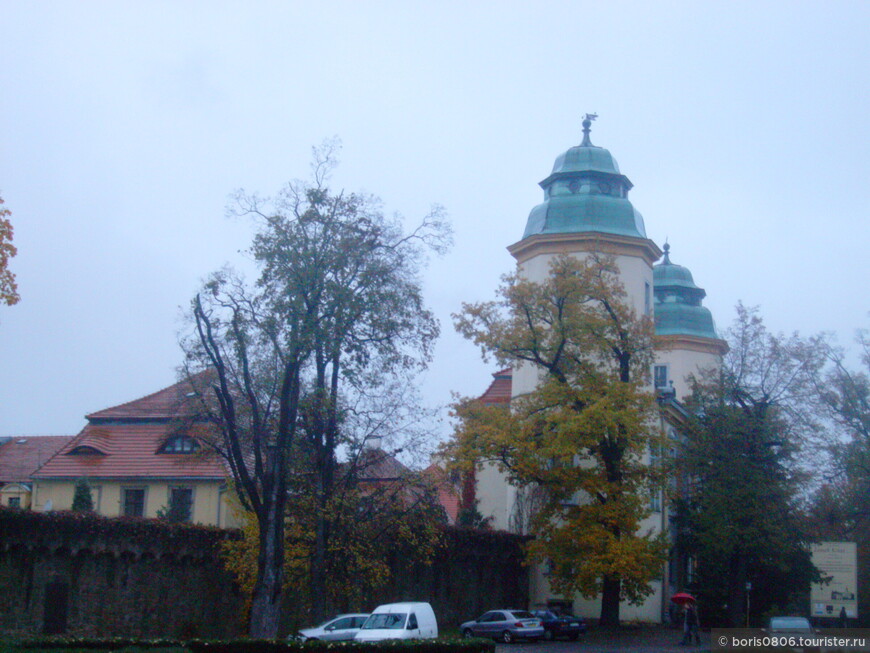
[492,629,710,653]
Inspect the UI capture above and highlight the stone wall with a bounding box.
[0,508,244,638]
[0,508,529,638]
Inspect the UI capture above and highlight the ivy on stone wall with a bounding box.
[0,507,240,560]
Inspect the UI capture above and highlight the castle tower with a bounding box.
[507,115,662,397]
[652,243,728,400]
[473,117,727,623]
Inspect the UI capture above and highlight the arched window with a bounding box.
[160,435,199,454]
[67,445,105,455]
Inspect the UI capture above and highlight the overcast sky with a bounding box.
[1,2,868,442]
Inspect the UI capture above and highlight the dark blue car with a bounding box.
[532,610,586,641]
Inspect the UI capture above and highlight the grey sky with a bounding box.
[1,2,868,440]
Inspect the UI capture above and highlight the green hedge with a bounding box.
[8,639,495,653]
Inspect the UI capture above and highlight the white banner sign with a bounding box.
[811,542,858,619]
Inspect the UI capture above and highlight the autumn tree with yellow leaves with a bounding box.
[222,468,444,627]
[447,253,668,627]
[0,194,20,308]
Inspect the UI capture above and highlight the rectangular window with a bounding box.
[123,488,145,517]
[649,443,661,467]
[644,282,651,315]
[169,487,194,522]
[654,364,669,389]
[90,485,102,512]
[8,497,20,508]
[649,489,662,513]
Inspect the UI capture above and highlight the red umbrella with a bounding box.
[671,592,696,605]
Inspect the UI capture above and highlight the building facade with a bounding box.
[30,378,240,528]
[0,435,73,509]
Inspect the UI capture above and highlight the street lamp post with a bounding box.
[745,581,752,627]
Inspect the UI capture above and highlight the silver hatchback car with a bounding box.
[298,613,370,641]
[461,609,544,643]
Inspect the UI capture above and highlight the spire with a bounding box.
[581,113,598,147]
[663,241,671,264]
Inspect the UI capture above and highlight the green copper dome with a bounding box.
[522,115,647,240]
[654,257,701,291]
[551,144,622,175]
[653,244,719,340]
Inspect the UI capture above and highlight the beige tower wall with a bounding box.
[654,334,728,401]
[475,462,515,532]
[509,234,661,400]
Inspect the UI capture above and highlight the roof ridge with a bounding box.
[86,375,195,420]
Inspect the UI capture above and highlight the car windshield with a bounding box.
[770,617,811,630]
[314,617,341,629]
[363,613,407,630]
[510,611,535,619]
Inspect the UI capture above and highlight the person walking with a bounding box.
[680,601,700,645]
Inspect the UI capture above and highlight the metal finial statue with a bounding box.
[581,113,598,146]
[663,241,671,264]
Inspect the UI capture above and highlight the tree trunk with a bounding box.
[249,505,285,638]
[599,574,621,627]
[310,509,329,623]
[727,551,747,627]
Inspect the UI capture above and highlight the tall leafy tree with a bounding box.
[819,328,870,488]
[0,194,20,307]
[181,141,450,636]
[447,253,668,627]
[675,304,825,626]
[808,327,870,622]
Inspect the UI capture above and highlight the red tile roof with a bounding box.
[33,377,226,480]
[479,368,512,404]
[357,447,410,481]
[33,423,226,479]
[86,376,202,421]
[0,436,74,483]
[423,463,460,525]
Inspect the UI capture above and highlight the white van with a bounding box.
[354,602,438,641]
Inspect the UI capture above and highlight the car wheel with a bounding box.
[502,630,514,644]
[463,629,474,639]
[543,629,554,641]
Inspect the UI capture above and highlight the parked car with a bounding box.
[532,610,586,641]
[297,613,370,641]
[354,602,438,641]
[764,618,818,653]
[765,616,814,634]
[460,609,544,643]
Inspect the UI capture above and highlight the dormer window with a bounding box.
[160,435,199,454]
[68,445,105,455]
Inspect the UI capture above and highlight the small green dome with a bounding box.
[521,116,647,241]
[653,258,703,293]
[653,244,719,340]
